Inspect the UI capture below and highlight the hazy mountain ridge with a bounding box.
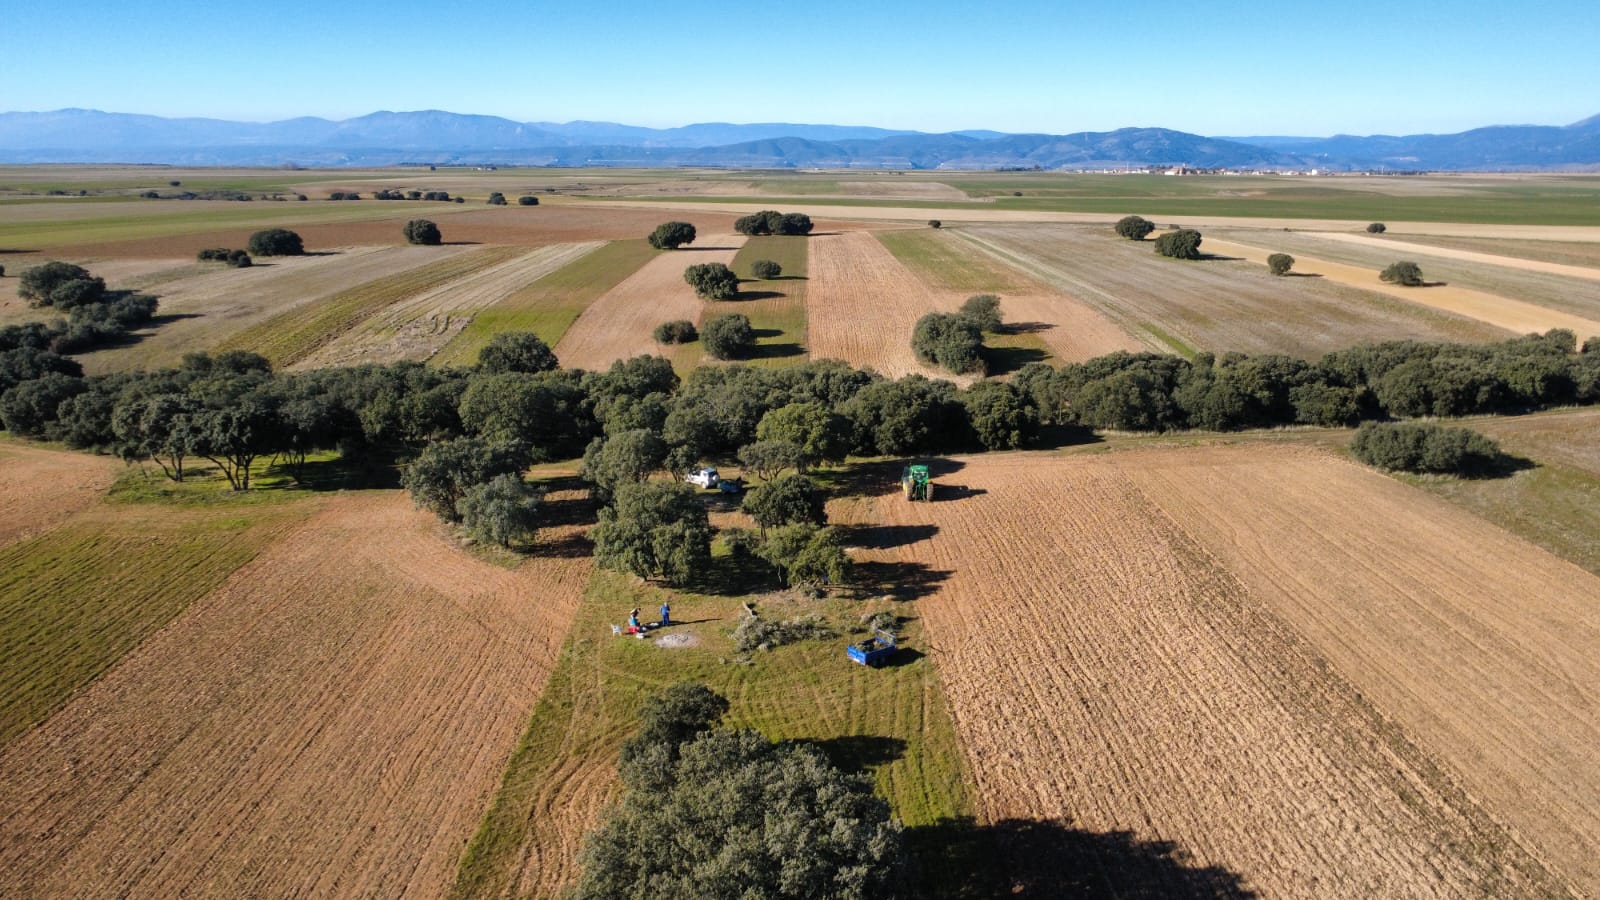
[1,108,1596,170]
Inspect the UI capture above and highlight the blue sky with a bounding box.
[4,0,1597,136]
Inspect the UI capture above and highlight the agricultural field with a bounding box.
[956,223,1513,357]
[0,486,590,898]
[6,167,1600,899]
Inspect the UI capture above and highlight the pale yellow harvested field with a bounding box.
[994,292,1145,361]
[0,442,117,549]
[1206,236,1600,341]
[554,234,745,371]
[76,244,470,372]
[1128,445,1600,892]
[1311,231,1600,282]
[294,241,603,368]
[806,232,968,379]
[578,198,1600,241]
[0,491,589,899]
[838,181,970,201]
[872,449,1561,897]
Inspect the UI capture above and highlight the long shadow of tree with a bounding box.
[910,817,1256,899]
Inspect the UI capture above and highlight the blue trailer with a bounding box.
[847,629,898,667]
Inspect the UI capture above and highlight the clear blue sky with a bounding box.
[4,0,1597,136]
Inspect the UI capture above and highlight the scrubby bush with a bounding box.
[1380,260,1424,286]
[1154,228,1203,259]
[1267,253,1294,276]
[684,262,740,300]
[197,248,232,261]
[247,228,304,256]
[487,192,507,206]
[478,331,559,374]
[648,221,697,250]
[228,249,252,268]
[0,265,5,277]
[403,219,442,245]
[927,220,941,229]
[911,312,984,375]
[517,195,539,206]
[701,313,756,360]
[750,259,782,280]
[1114,215,1156,241]
[732,611,834,652]
[653,320,698,344]
[1350,421,1503,475]
[1367,222,1387,234]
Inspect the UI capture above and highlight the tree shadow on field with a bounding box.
[909,817,1257,900]
[840,522,938,550]
[683,245,740,252]
[851,560,950,601]
[801,735,907,773]
[1466,450,1537,480]
[929,484,985,502]
[997,321,1054,335]
[442,240,481,246]
[1197,253,1245,262]
[983,344,1049,376]
[734,289,786,301]
[1033,423,1104,451]
[1284,271,1324,278]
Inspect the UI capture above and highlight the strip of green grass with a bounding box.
[453,554,976,898]
[877,228,1035,294]
[220,246,522,367]
[433,239,655,368]
[0,489,305,749]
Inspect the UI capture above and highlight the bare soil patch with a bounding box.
[295,241,602,368]
[1206,235,1600,342]
[963,225,1511,357]
[1312,231,1600,282]
[0,441,118,549]
[806,232,969,379]
[1128,445,1600,892]
[0,490,590,899]
[869,449,1565,897]
[555,234,746,371]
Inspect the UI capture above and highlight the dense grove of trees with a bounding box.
[5,262,159,355]
[573,683,904,900]
[734,210,814,236]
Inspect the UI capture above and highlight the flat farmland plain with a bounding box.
[0,441,117,548]
[0,490,590,899]
[870,448,1581,897]
[956,225,1510,357]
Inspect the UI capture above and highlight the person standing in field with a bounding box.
[659,602,671,627]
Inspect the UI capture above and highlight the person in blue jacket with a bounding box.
[659,602,671,627]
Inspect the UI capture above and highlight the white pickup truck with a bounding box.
[685,467,721,489]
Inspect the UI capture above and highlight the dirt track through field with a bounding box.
[294,241,602,368]
[0,443,117,549]
[871,450,1566,897]
[1205,236,1600,341]
[1129,445,1600,891]
[0,491,590,899]
[1311,231,1600,282]
[554,234,745,371]
[806,232,969,378]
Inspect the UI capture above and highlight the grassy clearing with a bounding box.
[0,486,307,749]
[453,497,977,898]
[219,246,521,367]
[877,227,1037,294]
[433,239,654,367]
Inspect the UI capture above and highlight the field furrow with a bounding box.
[1126,445,1600,891]
[293,241,602,369]
[0,491,589,899]
[870,452,1561,897]
[554,234,745,371]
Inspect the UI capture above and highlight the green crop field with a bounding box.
[432,239,657,367]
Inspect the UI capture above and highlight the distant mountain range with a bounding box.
[1,108,1598,171]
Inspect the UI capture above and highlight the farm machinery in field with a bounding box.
[847,628,899,667]
[901,464,933,501]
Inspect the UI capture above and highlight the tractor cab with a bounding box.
[901,464,933,502]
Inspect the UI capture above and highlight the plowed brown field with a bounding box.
[1130,446,1600,891]
[554,234,745,371]
[0,442,117,548]
[806,232,968,379]
[0,490,590,899]
[870,449,1570,896]
[294,241,602,368]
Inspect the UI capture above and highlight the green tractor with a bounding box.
[901,464,934,502]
